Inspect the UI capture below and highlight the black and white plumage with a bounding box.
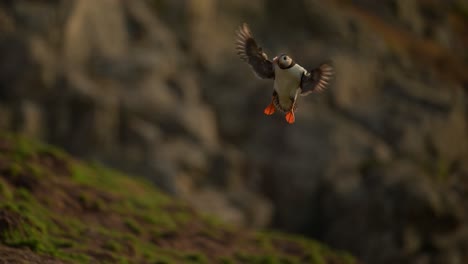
[235,23,275,79]
[235,23,334,124]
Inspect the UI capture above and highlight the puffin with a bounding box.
[235,23,334,124]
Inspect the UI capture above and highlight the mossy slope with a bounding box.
[0,134,356,264]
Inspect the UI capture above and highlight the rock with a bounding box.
[64,0,128,69]
[0,7,14,33]
[315,159,466,263]
[181,187,246,226]
[159,138,209,175]
[0,34,40,101]
[228,189,273,228]
[331,54,381,111]
[0,104,12,130]
[18,101,44,139]
[175,103,219,150]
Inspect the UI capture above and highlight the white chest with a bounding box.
[274,64,306,109]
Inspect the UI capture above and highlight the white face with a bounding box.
[277,54,293,69]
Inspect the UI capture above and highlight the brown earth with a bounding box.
[0,134,356,263]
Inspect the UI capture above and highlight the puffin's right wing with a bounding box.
[235,23,275,79]
[300,62,334,96]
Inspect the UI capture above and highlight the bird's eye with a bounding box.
[283,57,287,60]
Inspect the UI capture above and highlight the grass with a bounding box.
[0,133,357,263]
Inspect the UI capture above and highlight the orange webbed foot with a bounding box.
[285,111,295,124]
[263,103,276,115]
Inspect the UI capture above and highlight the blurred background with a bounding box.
[0,0,467,263]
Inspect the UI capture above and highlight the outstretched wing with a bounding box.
[235,23,275,79]
[300,62,334,96]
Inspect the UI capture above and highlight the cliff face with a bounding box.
[0,0,467,263]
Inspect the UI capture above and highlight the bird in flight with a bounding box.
[235,23,334,124]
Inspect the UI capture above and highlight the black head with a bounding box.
[275,54,295,69]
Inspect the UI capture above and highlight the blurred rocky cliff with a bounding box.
[0,0,467,263]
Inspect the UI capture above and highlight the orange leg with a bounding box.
[285,98,297,124]
[285,111,295,124]
[263,100,276,115]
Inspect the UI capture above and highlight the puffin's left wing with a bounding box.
[300,62,334,96]
[235,23,275,79]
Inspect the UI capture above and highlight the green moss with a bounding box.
[152,213,179,230]
[278,256,301,264]
[0,134,357,264]
[72,162,169,207]
[102,240,122,252]
[51,238,75,249]
[184,252,209,263]
[37,145,68,161]
[259,255,281,264]
[151,255,174,264]
[337,253,358,264]
[219,257,235,264]
[0,179,12,200]
[78,192,105,211]
[305,249,326,264]
[254,233,275,251]
[172,211,191,224]
[15,188,33,201]
[71,163,92,184]
[201,213,226,229]
[0,204,52,253]
[7,162,23,177]
[124,219,142,235]
[55,251,91,263]
[234,253,302,264]
[235,252,279,264]
[53,216,87,238]
[13,136,37,160]
[26,163,44,177]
